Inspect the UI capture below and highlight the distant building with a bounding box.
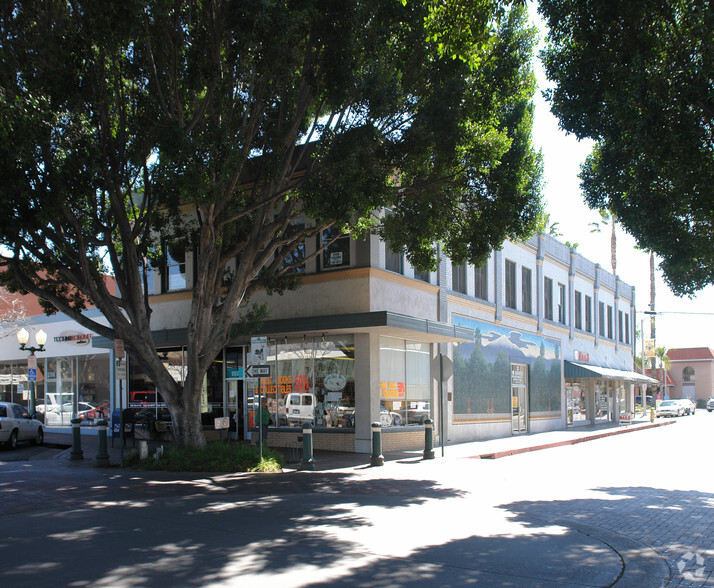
[666,348,714,406]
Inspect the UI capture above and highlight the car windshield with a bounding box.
[661,401,676,406]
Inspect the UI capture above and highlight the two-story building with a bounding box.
[87,226,654,453]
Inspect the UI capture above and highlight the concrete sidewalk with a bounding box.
[43,416,674,472]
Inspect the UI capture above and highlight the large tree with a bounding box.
[0,0,542,446]
[539,0,714,295]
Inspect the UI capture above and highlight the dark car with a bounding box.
[707,398,714,412]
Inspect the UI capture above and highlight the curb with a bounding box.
[473,420,674,459]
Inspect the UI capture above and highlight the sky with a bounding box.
[527,4,714,353]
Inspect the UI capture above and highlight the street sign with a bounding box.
[27,355,37,370]
[214,417,230,430]
[27,368,37,382]
[246,364,271,378]
[116,359,127,379]
[114,339,125,359]
[431,354,454,381]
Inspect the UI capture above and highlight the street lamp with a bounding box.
[17,328,48,415]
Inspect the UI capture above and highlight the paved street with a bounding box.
[0,413,712,587]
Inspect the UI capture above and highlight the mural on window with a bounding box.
[452,316,562,420]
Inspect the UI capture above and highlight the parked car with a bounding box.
[635,395,655,407]
[0,402,44,448]
[707,397,714,412]
[400,401,430,424]
[655,400,684,418]
[675,398,696,415]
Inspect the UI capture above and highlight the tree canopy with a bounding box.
[539,0,714,295]
[0,0,541,446]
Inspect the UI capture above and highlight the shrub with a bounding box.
[135,442,283,472]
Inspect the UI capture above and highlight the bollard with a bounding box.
[650,407,655,423]
[299,422,316,471]
[95,419,110,467]
[370,422,384,466]
[70,418,84,461]
[423,418,435,460]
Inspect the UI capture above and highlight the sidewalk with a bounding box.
[43,416,673,471]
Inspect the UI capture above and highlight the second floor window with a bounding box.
[599,301,605,336]
[385,246,403,274]
[618,310,624,342]
[165,240,187,291]
[575,291,582,329]
[320,227,350,270]
[474,262,488,301]
[452,263,467,294]
[558,283,566,323]
[521,267,532,314]
[625,313,630,344]
[607,305,613,339]
[544,277,553,320]
[585,295,592,332]
[505,260,517,309]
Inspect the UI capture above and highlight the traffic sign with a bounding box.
[246,364,271,378]
[116,359,127,379]
[250,337,268,364]
[27,368,37,382]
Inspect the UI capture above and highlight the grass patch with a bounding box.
[127,442,284,472]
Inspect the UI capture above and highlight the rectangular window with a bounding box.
[558,284,566,324]
[385,246,403,274]
[607,305,613,339]
[452,263,467,294]
[505,260,517,310]
[625,313,630,344]
[414,269,430,283]
[320,227,350,270]
[164,240,187,291]
[618,310,624,342]
[544,277,553,320]
[599,302,605,336]
[281,218,306,274]
[474,262,488,301]
[521,267,532,314]
[575,291,582,330]
[380,337,431,426]
[585,295,592,332]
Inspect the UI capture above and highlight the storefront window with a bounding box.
[567,382,587,424]
[595,381,610,421]
[379,337,432,426]
[247,336,355,429]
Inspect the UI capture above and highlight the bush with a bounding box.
[134,442,283,472]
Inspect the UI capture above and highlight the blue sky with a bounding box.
[527,3,714,352]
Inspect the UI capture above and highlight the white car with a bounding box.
[675,398,696,415]
[655,400,684,418]
[0,402,45,449]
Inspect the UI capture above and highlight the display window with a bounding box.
[379,337,432,426]
[247,336,356,429]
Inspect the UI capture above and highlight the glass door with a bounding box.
[511,363,528,434]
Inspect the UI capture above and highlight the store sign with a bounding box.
[323,373,346,392]
[573,351,590,363]
[53,331,92,346]
[380,381,406,399]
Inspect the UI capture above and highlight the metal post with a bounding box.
[95,419,110,467]
[300,422,315,470]
[70,418,84,461]
[370,422,384,466]
[439,353,445,457]
[423,418,435,459]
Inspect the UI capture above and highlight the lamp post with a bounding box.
[17,327,48,415]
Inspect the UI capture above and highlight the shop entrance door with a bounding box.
[511,363,528,434]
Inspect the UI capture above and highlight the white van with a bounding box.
[285,393,316,425]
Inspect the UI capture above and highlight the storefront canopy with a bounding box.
[93,311,476,349]
[564,361,658,384]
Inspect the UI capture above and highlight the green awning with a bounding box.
[564,361,658,384]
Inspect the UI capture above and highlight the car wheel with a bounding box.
[34,427,44,445]
[8,429,18,449]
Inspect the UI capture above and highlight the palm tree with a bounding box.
[589,210,617,276]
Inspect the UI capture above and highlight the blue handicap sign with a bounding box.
[27,368,37,382]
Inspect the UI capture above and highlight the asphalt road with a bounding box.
[0,412,712,587]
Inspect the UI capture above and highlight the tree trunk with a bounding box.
[170,401,206,448]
